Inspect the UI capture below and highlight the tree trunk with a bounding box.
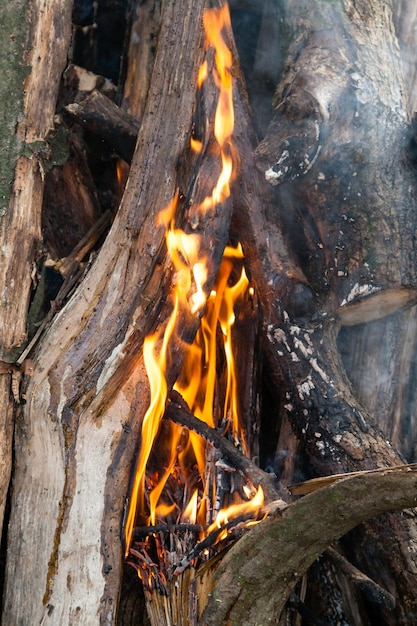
[250,0,417,622]
[2,0,226,622]
[2,0,417,625]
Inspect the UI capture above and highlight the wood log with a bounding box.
[0,0,73,538]
[42,132,100,259]
[2,0,238,622]
[122,0,162,123]
[64,91,139,164]
[2,1,417,625]
[325,546,395,610]
[393,0,417,116]
[223,0,417,621]
[200,469,417,625]
[251,0,417,468]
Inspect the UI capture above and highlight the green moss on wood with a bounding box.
[0,0,31,213]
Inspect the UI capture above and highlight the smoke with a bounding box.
[230,0,287,139]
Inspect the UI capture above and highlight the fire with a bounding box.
[175,244,249,446]
[125,4,264,574]
[193,3,235,216]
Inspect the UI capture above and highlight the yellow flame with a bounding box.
[124,318,175,551]
[197,60,208,88]
[125,5,263,558]
[207,485,264,534]
[173,245,249,481]
[182,489,198,524]
[149,426,182,525]
[190,136,203,154]
[166,227,208,312]
[155,192,179,229]
[194,4,235,216]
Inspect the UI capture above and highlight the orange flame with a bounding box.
[175,244,249,444]
[207,485,264,535]
[190,136,203,154]
[183,489,198,524]
[194,4,235,215]
[125,5,263,560]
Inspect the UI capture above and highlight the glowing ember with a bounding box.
[125,4,264,578]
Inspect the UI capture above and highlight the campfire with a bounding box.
[123,6,265,622]
[4,0,417,624]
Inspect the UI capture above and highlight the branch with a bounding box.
[325,547,395,610]
[199,469,417,625]
[165,390,285,504]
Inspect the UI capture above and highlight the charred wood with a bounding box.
[42,132,100,259]
[287,593,328,626]
[325,547,395,610]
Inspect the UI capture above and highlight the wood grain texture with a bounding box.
[2,0,237,623]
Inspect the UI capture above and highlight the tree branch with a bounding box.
[165,390,284,504]
[200,469,417,625]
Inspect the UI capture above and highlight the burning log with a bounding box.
[2,0,237,622]
[200,469,417,625]
[111,10,295,625]
[222,1,417,621]
[3,0,417,624]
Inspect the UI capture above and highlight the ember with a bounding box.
[123,4,264,614]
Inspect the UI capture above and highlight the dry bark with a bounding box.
[122,0,162,123]
[0,0,73,538]
[229,0,417,622]
[2,1,417,625]
[393,0,417,116]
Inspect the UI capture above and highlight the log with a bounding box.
[0,0,73,538]
[122,0,162,122]
[42,132,100,259]
[2,0,237,622]
[393,0,417,116]
[225,0,417,620]
[64,91,139,164]
[2,1,417,625]
[200,469,417,625]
